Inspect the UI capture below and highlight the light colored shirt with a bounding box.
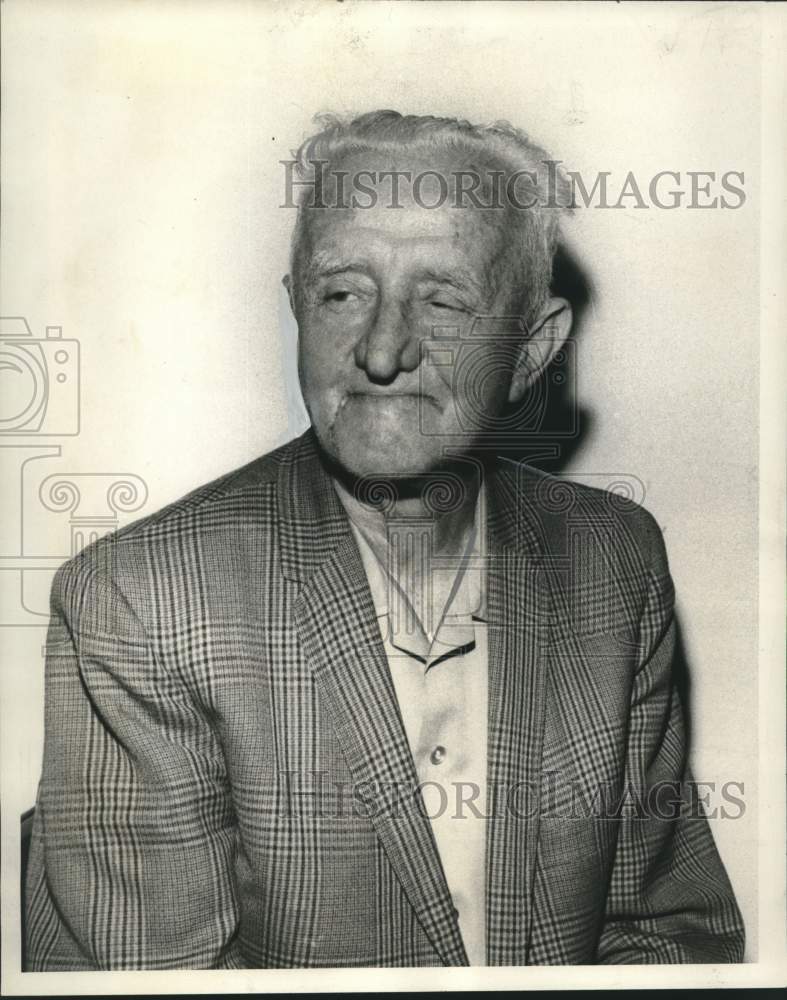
[335,483,489,966]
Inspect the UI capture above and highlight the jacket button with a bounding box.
[430,745,446,765]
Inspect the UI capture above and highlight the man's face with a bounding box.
[289,161,525,480]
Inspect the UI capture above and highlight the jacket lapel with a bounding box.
[279,432,469,966]
[484,460,554,966]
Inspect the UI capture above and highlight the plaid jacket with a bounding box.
[25,429,744,969]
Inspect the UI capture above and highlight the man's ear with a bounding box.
[508,296,573,404]
[282,274,296,316]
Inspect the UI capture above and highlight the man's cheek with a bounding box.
[301,345,340,388]
[304,334,353,374]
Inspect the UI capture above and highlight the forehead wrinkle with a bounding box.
[304,225,485,275]
[297,202,520,310]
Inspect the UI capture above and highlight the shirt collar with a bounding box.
[334,478,488,665]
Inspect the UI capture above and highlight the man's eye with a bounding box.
[428,299,462,312]
[325,290,356,303]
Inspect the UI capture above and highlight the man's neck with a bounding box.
[331,472,481,568]
[331,465,483,640]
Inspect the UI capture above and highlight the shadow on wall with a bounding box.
[20,807,34,970]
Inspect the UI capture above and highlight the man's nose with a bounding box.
[354,298,420,382]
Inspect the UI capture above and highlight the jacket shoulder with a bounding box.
[52,435,300,595]
[499,460,669,573]
[502,463,675,643]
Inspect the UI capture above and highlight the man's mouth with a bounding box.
[340,391,441,412]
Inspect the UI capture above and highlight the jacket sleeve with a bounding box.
[24,545,244,970]
[595,512,745,963]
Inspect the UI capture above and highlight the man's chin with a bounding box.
[328,439,440,481]
[318,404,442,481]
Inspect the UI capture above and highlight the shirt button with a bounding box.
[430,745,446,766]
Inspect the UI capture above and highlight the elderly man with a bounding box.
[25,111,743,969]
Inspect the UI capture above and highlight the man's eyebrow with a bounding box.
[310,263,370,279]
[417,268,487,301]
[301,258,490,303]
[303,252,371,280]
